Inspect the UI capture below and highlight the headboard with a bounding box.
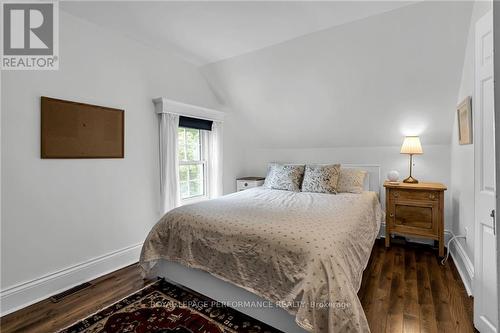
[341,164,381,196]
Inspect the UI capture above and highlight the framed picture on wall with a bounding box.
[457,96,472,145]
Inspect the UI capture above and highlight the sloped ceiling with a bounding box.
[202,1,473,148]
[61,1,416,65]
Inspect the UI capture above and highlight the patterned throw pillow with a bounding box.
[301,164,341,194]
[337,168,367,193]
[263,163,305,192]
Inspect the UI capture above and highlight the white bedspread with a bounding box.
[140,187,383,332]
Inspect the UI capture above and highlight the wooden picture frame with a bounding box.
[457,96,472,145]
[41,97,124,158]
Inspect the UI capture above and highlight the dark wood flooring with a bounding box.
[358,239,476,333]
[1,239,475,333]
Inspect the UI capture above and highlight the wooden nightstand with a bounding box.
[384,181,447,256]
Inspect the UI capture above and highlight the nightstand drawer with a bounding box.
[236,178,265,191]
[391,189,439,201]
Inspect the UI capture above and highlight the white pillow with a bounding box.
[337,168,368,193]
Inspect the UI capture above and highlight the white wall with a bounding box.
[0,10,219,309]
[203,1,472,151]
[450,0,492,265]
[205,1,472,211]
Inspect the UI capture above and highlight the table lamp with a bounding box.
[400,136,423,183]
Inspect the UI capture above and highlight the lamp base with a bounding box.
[403,176,419,184]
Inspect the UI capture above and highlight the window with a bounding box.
[178,127,207,202]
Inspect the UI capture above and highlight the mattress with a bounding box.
[140,187,383,332]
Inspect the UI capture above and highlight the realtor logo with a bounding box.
[1,1,59,70]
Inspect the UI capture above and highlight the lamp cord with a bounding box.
[441,233,466,265]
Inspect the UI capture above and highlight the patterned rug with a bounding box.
[59,278,283,333]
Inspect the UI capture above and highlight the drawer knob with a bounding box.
[394,192,399,197]
[244,182,248,187]
[429,194,436,200]
[389,213,394,218]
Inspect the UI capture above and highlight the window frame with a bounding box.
[178,126,209,205]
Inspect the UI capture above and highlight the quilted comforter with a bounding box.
[140,187,383,332]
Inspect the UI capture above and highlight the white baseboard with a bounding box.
[447,235,474,296]
[0,242,143,316]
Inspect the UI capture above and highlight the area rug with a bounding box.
[58,278,283,333]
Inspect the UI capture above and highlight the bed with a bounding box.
[140,165,383,333]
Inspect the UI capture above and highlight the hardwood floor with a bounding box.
[0,266,156,333]
[358,239,476,333]
[1,239,475,333]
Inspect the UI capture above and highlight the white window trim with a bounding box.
[153,97,225,121]
[153,97,224,206]
[180,192,208,205]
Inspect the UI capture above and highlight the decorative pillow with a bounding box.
[301,164,341,194]
[337,168,368,194]
[263,163,305,192]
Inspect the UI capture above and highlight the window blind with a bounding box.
[179,116,213,131]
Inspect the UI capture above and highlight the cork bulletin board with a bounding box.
[41,97,124,158]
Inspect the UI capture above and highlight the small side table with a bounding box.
[236,177,265,191]
[384,181,447,256]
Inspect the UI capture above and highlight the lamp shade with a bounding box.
[400,136,423,154]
